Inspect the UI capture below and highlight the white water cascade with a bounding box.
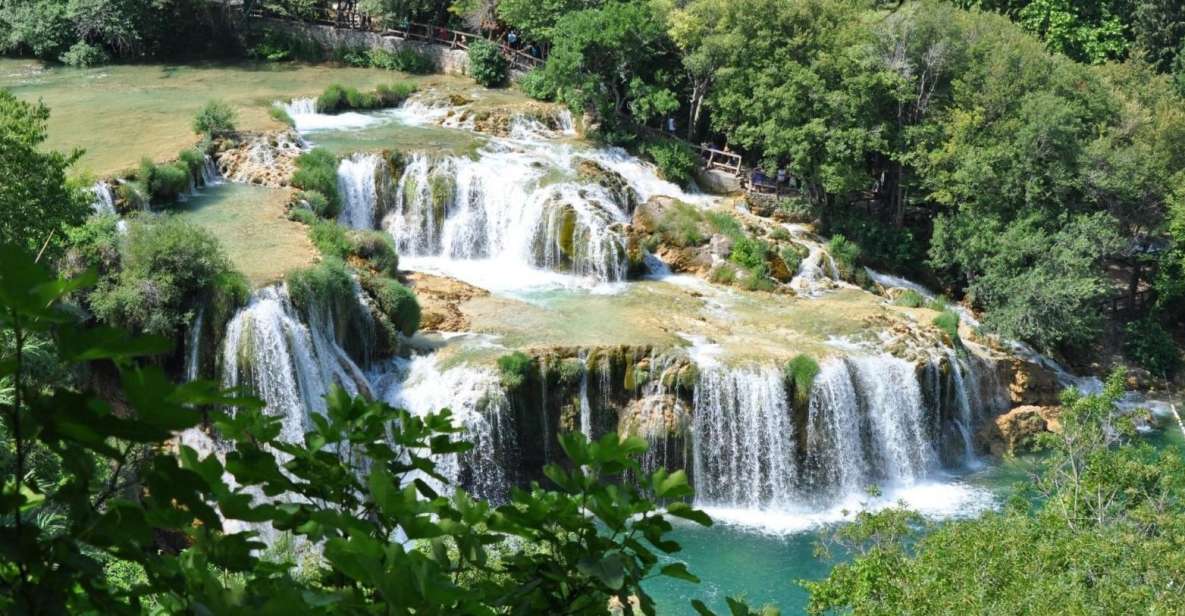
[386,151,633,282]
[337,153,385,229]
[784,224,842,296]
[185,307,205,383]
[377,355,514,501]
[91,181,116,215]
[691,365,798,510]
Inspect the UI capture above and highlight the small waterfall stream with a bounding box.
[337,153,384,229]
[91,181,116,215]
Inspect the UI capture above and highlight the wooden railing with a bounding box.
[1105,288,1155,316]
[247,6,545,71]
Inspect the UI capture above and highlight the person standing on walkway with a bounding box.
[508,30,519,49]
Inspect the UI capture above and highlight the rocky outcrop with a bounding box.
[1004,358,1061,406]
[213,131,303,188]
[975,405,1062,456]
[403,272,488,331]
[577,159,639,215]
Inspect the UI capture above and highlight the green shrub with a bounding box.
[316,84,347,113]
[825,208,922,275]
[730,236,769,271]
[368,47,435,74]
[288,206,318,225]
[519,68,556,101]
[350,230,399,276]
[375,82,416,106]
[345,87,378,110]
[498,351,534,389]
[247,29,324,62]
[117,181,149,211]
[365,276,421,337]
[285,257,353,309]
[705,211,743,240]
[307,218,351,259]
[149,163,190,202]
[297,190,334,219]
[178,148,205,177]
[776,196,817,222]
[192,100,237,138]
[742,265,774,291]
[656,201,705,247]
[642,139,697,187]
[334,46,371,67]
[933,310,961,343]
[709,262,737,285]
[770,227,791,242]
[291,149,340,214]
[468,39,509,88]
[1123,318,1182,376]
[59,41,109,67]
[779,245,805,275]
[895,289,925,308]
[827,234,861,279]
[90,217,246,337]
[62,214,121,276]
[785,354,820,408]
[269,105,295,128]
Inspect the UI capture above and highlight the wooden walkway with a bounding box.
[247,6,545,72]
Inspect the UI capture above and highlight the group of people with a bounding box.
[750,167,793,192]
[504,30,544,59]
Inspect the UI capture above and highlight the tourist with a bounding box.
[776,167,787,186]
[508,30,519,49]
[666,117,677,134]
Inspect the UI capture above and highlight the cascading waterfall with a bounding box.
[386,151,631,281]
[378,356,515,501]
[578,351,592,439]
[185,307,204,383]
[91,181,116,215]
[691,365,798,510]
[784,224,841,295]
[201,155,221,186]
[337,153,385,230]
[221,286,369,444]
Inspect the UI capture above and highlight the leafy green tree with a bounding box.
[89,217,248,339]
[496,0,602,42]
[0,91,88,258]
[467,39,508,87]
[539,1,681,135]
[192,99,238,139]
[805,372,1185,614]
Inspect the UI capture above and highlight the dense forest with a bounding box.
[2,0,1184,613]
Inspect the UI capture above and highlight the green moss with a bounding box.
[498,351,534,389]
[779,245,805,276]
[785,354,820,410]
[557,207,577,259]
[306,219,350,259]
[363,275,421,337]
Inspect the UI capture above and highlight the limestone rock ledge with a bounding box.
[975,405,1063,456]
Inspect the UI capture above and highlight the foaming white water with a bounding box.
[185,307,204,383]
[784,224,842,296]
[691,365,798,510]
[337,153,384,229]
[90,181,116,215]
[386,150,632,282]
[280,97,383,132]
[697,480,997,536]
[377,355,514,500]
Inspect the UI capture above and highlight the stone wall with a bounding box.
[257,18,470,76]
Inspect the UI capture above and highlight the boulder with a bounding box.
[618,394,690,440]
[975,405,1062,456]
[694,167,742,195]
[1005,359,1061,406]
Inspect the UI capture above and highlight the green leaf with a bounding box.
[691,599,718,616]
[666,502,713,527]
[576,553,625,590]
[660,562,700,583]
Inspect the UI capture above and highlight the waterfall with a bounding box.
[185,307,204,383]
[337,153,384,230]
[784,224,841,296]
[279,97,382,132]
[221,286,369,444]
[201,155,222,187]
[691,365,798,510]
[378,356,514,501]
[578,352,592,439]
[385,152,631,282]
[91,181,116,215]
